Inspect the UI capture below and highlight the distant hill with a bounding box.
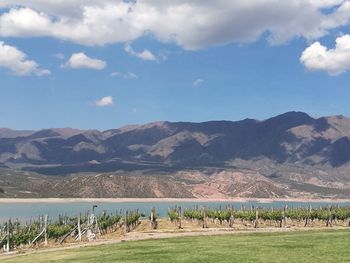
[0,128,34,138]
[0,112,350,198]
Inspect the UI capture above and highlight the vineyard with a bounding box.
[0,209,141,253]
[180,205,350,228]
[1,204,350,254]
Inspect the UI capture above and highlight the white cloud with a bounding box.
[193,78,204,86]
[125,44,156,61]
[0,41,50,76]
[110,71,121,77]
[36,69,51,76]
[1,1,350,50]
[300,34,350,75]
[95,96,113,107]
[124,72,139,79]
[110,71,138,79]
[53,53,65,59]
[63,52,106,70]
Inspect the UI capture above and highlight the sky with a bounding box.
[1,0,350,130]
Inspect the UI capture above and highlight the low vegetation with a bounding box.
[2,230,349,263]
[1,205,349,255]
[182,206,350,228]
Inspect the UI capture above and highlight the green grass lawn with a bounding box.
[2,230,350,263]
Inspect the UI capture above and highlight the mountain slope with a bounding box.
[0,112,350,198]
[2,111,350,169]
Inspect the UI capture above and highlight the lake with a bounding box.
[1,200,349,223]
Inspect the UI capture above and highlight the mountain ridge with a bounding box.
[0,111,350,198]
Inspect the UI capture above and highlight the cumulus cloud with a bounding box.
[0,41,50,76]
[300,34,350,75]
[95,96,113,107]
[192,78,204,86]
[63,52,106,70]
[125,44,156,61]
[1,1,350,50]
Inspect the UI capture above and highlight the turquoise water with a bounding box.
[1,201,349,223]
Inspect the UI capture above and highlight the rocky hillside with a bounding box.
[0,111,350,198]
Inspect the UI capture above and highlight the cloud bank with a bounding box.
[1,1,350,50]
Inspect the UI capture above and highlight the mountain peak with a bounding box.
[260,111,314,131]
[268,111,312,120]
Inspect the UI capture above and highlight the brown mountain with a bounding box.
[0,128,34,138]
[0,112,350,198]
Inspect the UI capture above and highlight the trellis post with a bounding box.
[6,219,10,253]
[44,215,48,245]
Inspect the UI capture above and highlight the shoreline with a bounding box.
[0,197,350,204]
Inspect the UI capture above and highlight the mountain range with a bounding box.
[0,111,349,199]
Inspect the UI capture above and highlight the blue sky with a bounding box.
[1,1,350,130]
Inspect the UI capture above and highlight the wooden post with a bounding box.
[202,208,206,228]
[150,208,153,230]
[254,210,259,228]
[327,206,333,227]
[77,214,82,242]
[124,210,128,232]
[95,216,101,235]
[178,206,182,229]
[44,215,48,245]
[15,218,19,233]
[283,205,287,228]
[304,206,310,227]
[229,208,234,228]
[6,219,10,253]
[150,207,157,230]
